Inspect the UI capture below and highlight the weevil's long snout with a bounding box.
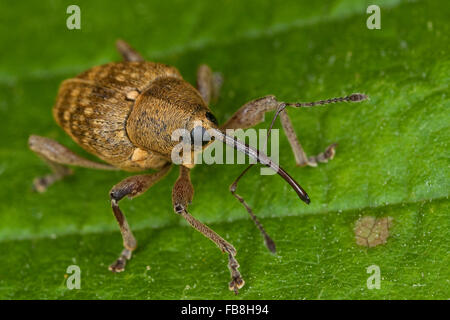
[211,128,310,204]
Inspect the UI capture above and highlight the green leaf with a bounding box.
[0,0,448,299]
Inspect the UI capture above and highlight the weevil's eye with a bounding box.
[190,126,211,146]
[205,111,218,125]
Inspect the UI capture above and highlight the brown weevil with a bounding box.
[28,40,367,294]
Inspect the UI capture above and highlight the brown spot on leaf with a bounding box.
[354,216,393,247]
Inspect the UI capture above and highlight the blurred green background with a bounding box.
[0,0,448,299]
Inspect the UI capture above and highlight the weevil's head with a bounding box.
[175,87,221,168]
[185,108,220,146]
[168,104,219,168]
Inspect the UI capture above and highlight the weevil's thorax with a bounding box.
[126,77,219,163]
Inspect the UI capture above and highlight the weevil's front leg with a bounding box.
[28,135,117,192]
[116,39,144,62]
[221,94,367,167]
[196,64,223,105]
[109,164,172,272]
[172,165,244,294]
[279,109,337,167]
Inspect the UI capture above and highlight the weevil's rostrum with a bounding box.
[29,40,367,294]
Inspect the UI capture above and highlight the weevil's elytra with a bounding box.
[29,39,367,294]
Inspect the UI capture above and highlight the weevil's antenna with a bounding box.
[284,93,368,108]
[212,93,368,253]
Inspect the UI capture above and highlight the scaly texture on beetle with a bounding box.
[53,61,183,171]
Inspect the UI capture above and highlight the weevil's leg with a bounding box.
[227,104,285,254]
[109,164,172,272]
[221,93,367,167]
[28,135,117,192]
[196,64,223,105]
[279,109,337,167]
[230,166,276,253]
[116,39,144,62]
[172,165,244,294]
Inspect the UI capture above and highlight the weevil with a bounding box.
[29,40,367,294]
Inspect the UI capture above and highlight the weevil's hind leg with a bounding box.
[196,64,223,105]
[172,166,244,294]
[221,93,367,167]
[28,135,117,192]
[109,164,172,272]
[116,39,144,62]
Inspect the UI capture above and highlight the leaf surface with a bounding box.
[0,0,448,299]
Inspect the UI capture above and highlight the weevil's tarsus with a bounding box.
[31,159,73,193]
[172,166,244,294]
[228,253,245,294]
[109,164,172,272]
[116,39,144,62]
[28,135,117,192]
[305,142,338,167]
[109,248,132,273]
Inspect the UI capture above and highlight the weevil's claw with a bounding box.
[33,177,49,193]
[227,252,245,294]
[349,93,368,102]
[109,249,132,273]
[304,143,338,168]
[32,167,73,193]
[229,276,245,295]
[324,143,338,160]
[264,236,277,254]
[109,258,127,273]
